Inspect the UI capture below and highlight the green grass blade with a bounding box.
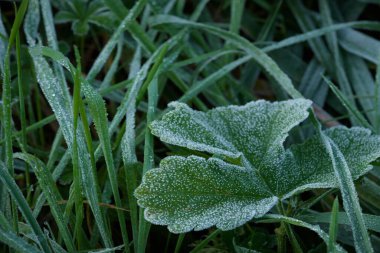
[87,0,148,81]
[82,81,130,249]
[40,0,71,101]
[100,36,123,89]
[229,0,245,34]
[122,42,169,253]
[300,212,380,233]
[150,14,303,99]
[0,162,51,253]
[262,21,380,53]
[339,29,380,64]
[328,197,340,252]
[16,29,30,198]
[324,77,373,130]
[137,78,158,253]
[71,47,85,249]
[33,149,70,218]
[345,54,377,125]
[0,227,41,253]
[319,0,357,125]
[319,131,373,253]
[258,215,345,252]
[190,230,221,253]
[375,55,380,133]
[2,0,29,234]
[174,234,185,253]
[178,55,252,103]
[14,153,75,252]
[29,50,112,248]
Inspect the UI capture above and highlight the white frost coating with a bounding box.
[136,155,277,233]
[136,99,380,233]
[23,0,40,46]
[30,51,112,247]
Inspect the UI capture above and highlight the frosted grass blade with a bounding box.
[122,42,169,253]
[376,58,380,133]
[87,0,148,81]
[137,78,158,253]
[328,197,340,252]
[40,0,70,101]
[345,54,376,125]
[259,215,345,252]
[319,130,373,252]
[324,77,373,130]
[14,153,75,252]
[0,162,51,253]
[0,227,41,253]
[82,81,130,249]
[178,55,252,103]
[300,212,380,233]
[29,51,112,248]
[71,48,85,248]
[2,0,29,233]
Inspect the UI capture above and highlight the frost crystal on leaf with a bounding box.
[135,99,380,233]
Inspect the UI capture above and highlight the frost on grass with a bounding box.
[135,99,380,233]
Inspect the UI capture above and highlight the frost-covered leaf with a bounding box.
[135,99,380,233]
[136,155,277,233]
[280,126,380,198]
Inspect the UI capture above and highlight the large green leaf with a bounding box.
[135,99,380,233]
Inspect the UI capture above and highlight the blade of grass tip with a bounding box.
[174,234,185,253]
[190,230,221,253]
[123,42,170,253]
[0,162,51,253]
[14,153,75,252]
[328,197,340,252]
[86,0,148,82]
[317,127,373,252]
[323,77,373,130]
[375,55,380,133]
[0,227,41,253]
[71,46,85,249]
[137,78,158,253]
[81,78,130,249]
[2,0,29,234]
[16,24,30,201]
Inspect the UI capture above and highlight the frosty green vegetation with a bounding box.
[135,99,380,234]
